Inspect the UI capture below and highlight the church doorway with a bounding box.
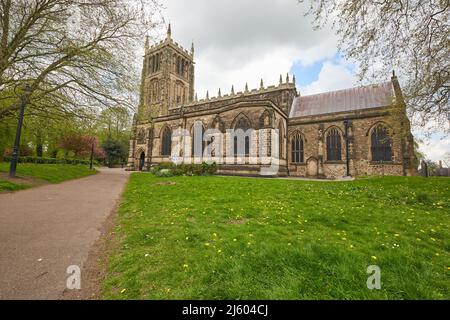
[139,152,145,171]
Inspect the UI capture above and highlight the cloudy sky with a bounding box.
[148,0,448,162]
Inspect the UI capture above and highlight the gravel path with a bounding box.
[0,168,130,300]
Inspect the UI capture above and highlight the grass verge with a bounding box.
[102,174,449,299]
[0,162,97,191]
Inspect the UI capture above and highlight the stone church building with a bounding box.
[127,25,417,178]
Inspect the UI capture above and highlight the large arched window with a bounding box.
[278,121,284,159]
[326,128,342,161]
[233,116,251,156]
[291,133,304,163]
[234,136,250,156]
[161,127,172,156]
[371,124,392,161]
[192,122,206,157]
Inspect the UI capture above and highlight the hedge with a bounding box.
[2,156,99,166]
[151,162,217,177]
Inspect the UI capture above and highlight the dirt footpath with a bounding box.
[0,168,130,300]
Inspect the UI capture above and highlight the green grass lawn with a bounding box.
[0,162,97,191]
[0,179,29,192]
[103,174,450,300]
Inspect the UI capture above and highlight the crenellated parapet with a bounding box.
[145,24,194,59]
[168,75,297,115]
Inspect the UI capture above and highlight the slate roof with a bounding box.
[289,81,395,118]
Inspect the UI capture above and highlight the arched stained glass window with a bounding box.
[371,125,392,161]
[192,123,206,157]
[326,128,342,161]
[291,133,304,163]
[161,127,172,156]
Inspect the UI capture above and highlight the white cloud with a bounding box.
[160,0,338,98]
[299,59,358,96]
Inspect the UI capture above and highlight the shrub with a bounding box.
[151,161,217,176]
[153,169,174,177]
[3,145,33,157]
[2,156,99,166]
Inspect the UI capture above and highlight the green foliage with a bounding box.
[153,169,174,178]
[3,145,33,157]
[103,175,449,299]
[151,162,218,177]
[102,138,128,167]
[2,156,99,166]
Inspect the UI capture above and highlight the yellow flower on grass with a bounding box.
[183,264,188,268]
[233,238,237,242]
[371,256,377,260]
[394,234,400,237]
[120,289,126,294]
[217,249,222,253]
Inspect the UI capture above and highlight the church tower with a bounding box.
[138,24,195,119]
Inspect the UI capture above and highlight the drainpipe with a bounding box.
[343,120,350,177]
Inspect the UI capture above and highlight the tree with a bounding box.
[300,0,449,132]
[102,138,127,167]
[0,0,161,122]
[58,134,104,159]
[96,106,131,141]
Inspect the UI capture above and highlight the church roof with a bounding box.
[289,81,395,118]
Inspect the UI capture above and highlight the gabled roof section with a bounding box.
[289,81,395,118]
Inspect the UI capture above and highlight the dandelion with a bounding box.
[233,238,237,242]
[183,264,188,268]
[371,256,377,260]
